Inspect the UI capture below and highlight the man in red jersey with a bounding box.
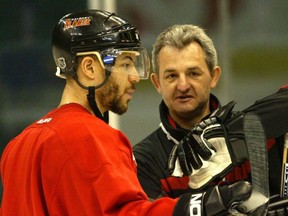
[0,10,254,216]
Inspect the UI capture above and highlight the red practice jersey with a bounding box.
[1,103,176,215]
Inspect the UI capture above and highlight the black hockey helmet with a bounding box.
[51,9,149,79]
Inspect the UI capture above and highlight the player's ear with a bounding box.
[80,56,97,79]
[150,72,162,94]
[210,66,221,89]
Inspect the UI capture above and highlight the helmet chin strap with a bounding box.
[73,71,111,123]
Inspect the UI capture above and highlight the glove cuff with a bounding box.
[172,192,204,216]
[203,186,227,216]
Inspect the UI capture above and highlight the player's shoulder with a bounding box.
[35,104,95,127]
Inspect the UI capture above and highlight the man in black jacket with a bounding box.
[133,24,288,205]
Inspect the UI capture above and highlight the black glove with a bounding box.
[167,123,217,176]
[172,181,252,216]
[167,100,237,177]
[267,194,288,216]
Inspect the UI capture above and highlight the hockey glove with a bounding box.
[167,101,239,186]
[167,119,218,176]
[173,180,252,216]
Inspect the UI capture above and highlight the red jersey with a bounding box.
[1,103,176,215]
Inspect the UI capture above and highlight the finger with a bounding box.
[177,141,193,176]
[213,101,236,122]
[189,134,214,160]
[183,139,203,170]
[167,144,178,175]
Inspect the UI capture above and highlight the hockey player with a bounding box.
[0,10,254,215]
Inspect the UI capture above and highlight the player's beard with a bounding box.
[98,77,130,115]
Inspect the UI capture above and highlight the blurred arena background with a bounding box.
[0,0,287,158]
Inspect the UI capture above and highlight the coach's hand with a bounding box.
[167,121,217,176]
[167,101,236,177]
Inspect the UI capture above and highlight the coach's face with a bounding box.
[151,41,221,127]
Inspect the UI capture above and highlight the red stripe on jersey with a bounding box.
[160,176,189,193]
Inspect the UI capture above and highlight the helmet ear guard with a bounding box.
[102,56,116,66]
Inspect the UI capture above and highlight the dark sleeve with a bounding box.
[227,87,288,139]
[243,87,288,138]
[133,141,166,200]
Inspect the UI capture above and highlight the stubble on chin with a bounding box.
[110,96,128,115]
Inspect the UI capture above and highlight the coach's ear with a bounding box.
[210,66,221,89]
[150,72,162,94]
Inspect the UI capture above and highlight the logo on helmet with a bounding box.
[63,17,92,30]
[57,57,67,69]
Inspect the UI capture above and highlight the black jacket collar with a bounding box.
[159,94,221,142]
